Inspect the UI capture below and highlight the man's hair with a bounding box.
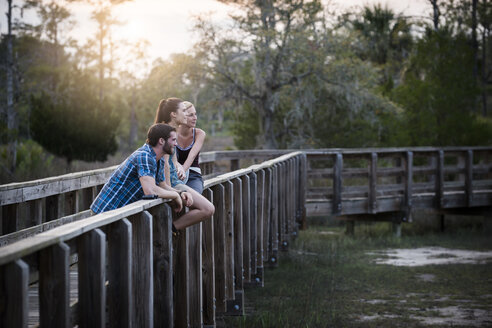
[154,97,183,124]
[146,123,176,147]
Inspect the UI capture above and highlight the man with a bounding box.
[91,123,206,231]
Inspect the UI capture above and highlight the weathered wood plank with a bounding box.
[232,178,243,290]
[78,228,106,328]
[130,211,153,328]
[369,153,378,214]
[212,184,226,313]
[435,150,444,208]
[0,259,29,328]
[255,169,264,285]
[263,168,272,265]
[224,181,235,300]
[149,204,173,328]
[333,153,343,215]
[39,242,70,328]
[240,175,251,283]
[248,172,258,274]
[465,150,473,206]
[175,218,189,328]
[107,218,133,328]
[188,222,203,327]
[270,165,279,266]
[403,151,413,221]
[202,188,215,326]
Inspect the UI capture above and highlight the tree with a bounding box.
[195,0,325,149]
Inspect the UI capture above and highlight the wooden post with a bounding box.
[465,150,473,206]
[39,242,70,328]
[46,194,62,222]
[0,259,29,328]
[202,188,215,327]
[333,153,343,215]
[226,177,244,316]
[29,199,43,226]
[78,229,106,328]
[2,203,18,234]
[64,190,79,216]
[270,165,279,266]
[130,211,153,328]
[240,175,251,283]
[369,152,378,214]
[435,150,444,209]
[107,219,133,328]
[403,151,413,222]
[254,170,264,286]
[263,168,272,265]
[212,184,227,313]
[230,159,240,172]
[278,163,288,251]
[299,154,308,230]
[150,204,174,328]
[248,172,258,278]
[188,222,203,327]
[224,181,235,302]
[175,224,189,328]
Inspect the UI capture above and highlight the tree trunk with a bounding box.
[129,86,137,148]
[429,0,440,30]
[262,108,277,149]
[6,0,17,174]
[472,0,479,98]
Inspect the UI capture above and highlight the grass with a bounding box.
[223,221,492,328]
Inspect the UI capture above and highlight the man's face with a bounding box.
[162,131,177,155]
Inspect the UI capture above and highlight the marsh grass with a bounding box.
[223,222,492,327]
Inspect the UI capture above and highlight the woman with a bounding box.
[176,101,205,194]
[154,98,214,227]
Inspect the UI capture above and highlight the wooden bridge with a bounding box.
[0,147,491,327]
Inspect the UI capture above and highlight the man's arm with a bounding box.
[140,175,183,211]
[159,181,193,207]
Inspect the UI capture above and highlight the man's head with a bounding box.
[154,97,189,125]
[146,123,176,155]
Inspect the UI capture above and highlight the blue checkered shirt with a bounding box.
[90,144,165,214]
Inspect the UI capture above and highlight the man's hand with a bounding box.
[180,191,193,207]
[172,191,183,212]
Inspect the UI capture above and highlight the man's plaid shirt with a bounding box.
[90,144,165,214]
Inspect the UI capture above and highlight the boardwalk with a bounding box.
[0,147,491,327]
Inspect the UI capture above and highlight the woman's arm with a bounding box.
[181,128,206,172]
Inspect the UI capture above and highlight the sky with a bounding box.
[0,0,431,64]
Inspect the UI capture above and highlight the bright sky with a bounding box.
[0,0,431,63]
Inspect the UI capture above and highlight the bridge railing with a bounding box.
[304,147,492,218]
[0,151,307,327]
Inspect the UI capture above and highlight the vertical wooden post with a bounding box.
[435,150,444,209]
[263,168,272,265]
[227,177,244,316]
[175,224,189,328]
[39,242,70,328]
[46,194,61,222]
[78,229,106,328]
[270,165,279,266]
[299,154,308,230]
[29,199,43,226]
[2,203,18,234]
[188,222,203,327]
[64,191,79,216]
[278,163,288,251]
[202,188,215,326]
[224,181,235,301]
[369,152,378,214]
[230,159,240,172]
[150,203,174,328]
[254,170,264,286]
[212,184,227,313]
[465,150,473,206]
[107,219,133,328]
[130,211,153,328]
[248,172,258,277]
[240,175,251,283]
[403,151,413,222]
[0,259,29,328]
[333,153,343,215]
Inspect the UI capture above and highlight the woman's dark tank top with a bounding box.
[176,128,200,168]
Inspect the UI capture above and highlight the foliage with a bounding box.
[30,88,119,163]
[391,28,492,146]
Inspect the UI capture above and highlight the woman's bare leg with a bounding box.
[173,185,214,230]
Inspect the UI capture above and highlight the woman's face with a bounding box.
[174,102,188,125]
[185,105,197,128]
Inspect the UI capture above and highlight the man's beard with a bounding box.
[162,143,174,155]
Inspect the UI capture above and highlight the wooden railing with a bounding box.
[0,151,307,327]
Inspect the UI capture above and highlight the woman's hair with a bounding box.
[154,97,184,124]
[146,123,176,146]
